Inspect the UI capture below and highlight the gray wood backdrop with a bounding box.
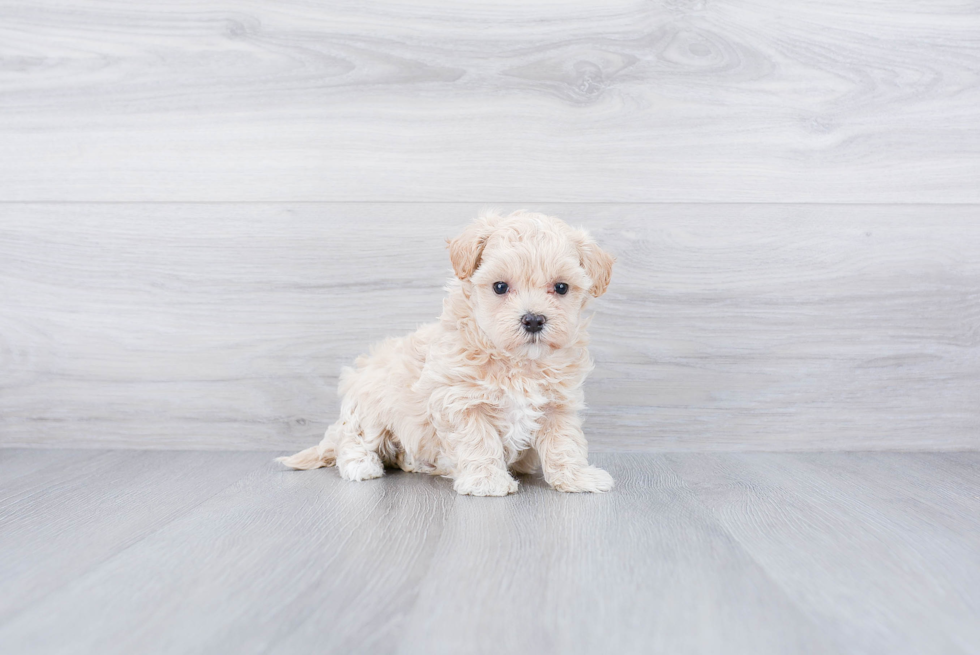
[1,0,978,451]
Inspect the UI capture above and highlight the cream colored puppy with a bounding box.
[278,210,615,496]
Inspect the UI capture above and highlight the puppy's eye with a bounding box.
[554,282,569,295]
[493,281,509,295]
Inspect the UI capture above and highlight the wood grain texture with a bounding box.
[664,452,980,654]
[399,453,834,655]
[0,451,978,654]
[0,451,455,655]
[0,449,267,624]
[0,447,101,489]
[0,1,978,202]
[2,203,978,451]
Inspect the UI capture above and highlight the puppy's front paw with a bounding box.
[549,465,614,493]
[454,467,519,497]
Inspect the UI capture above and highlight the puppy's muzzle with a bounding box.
[521,312,547,334]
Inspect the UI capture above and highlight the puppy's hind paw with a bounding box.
[453,467,519,497]
[550,465,614,493]
[338,452,384,481]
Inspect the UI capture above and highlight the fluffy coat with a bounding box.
[278,210,615,496]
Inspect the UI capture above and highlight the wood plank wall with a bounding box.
[1,1,978,450]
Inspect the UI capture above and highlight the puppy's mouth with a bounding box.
[521,328,544,345]
[522,329,558,350]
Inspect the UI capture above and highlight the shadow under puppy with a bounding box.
[279,210,615,496]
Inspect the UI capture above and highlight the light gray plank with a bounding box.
[398,453,834,655]
[933,453,980,493]
[1,451,978,654]
[792,452,980,534]
[2,203,978,451]
[0,448,102,489]
[0,1,978,202]
[0,456,454,655]
[0,450,267,624]
[665,453,980,655]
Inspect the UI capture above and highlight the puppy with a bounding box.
[278,210,615,496]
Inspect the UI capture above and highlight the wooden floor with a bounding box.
[1,449,978,654]
[3,2,979,652]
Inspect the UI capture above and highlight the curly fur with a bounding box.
[278,210,615,496]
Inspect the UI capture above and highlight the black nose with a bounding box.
[521,313,546,333]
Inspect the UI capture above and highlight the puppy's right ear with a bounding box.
[448,216,495,280]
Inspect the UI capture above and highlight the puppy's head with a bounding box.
[448,211,614,357]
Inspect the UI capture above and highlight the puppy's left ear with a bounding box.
[572,229,615,297]
[448,215,496,280]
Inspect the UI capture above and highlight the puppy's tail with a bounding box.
[276,425,339,470]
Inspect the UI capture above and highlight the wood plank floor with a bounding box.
[1,449,977,654]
